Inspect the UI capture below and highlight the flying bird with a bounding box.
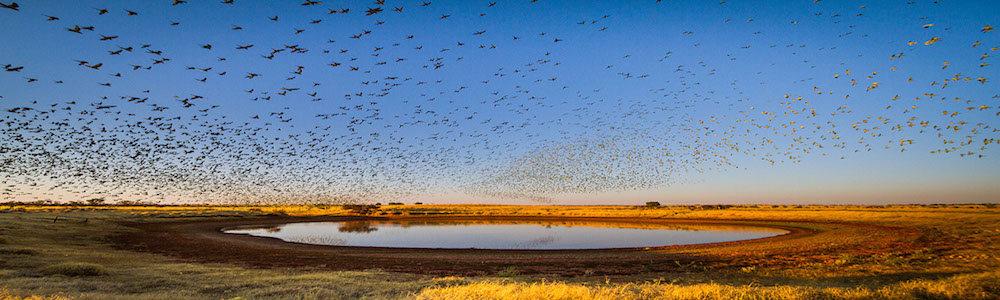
[0,2,17,10]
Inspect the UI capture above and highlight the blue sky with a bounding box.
[1,0,998,204]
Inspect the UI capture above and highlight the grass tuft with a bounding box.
[495,267,520,277]
[0,287,71,300]
[39,262,108,277]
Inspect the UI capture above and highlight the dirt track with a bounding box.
[111,215,919,277]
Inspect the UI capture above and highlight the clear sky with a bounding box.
[1,0,998,205]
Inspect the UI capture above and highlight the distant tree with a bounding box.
[85,198,105,206]
[413,202,423,205]
[341,204,380,215]
[689,204,733,210]
[645,201,661,208]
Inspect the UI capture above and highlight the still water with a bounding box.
[223,220,788,250]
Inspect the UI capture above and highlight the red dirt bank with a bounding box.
[111,215,919,277]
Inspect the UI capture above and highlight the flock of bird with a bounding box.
[1,1,997,204]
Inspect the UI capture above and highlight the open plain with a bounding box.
[1,204,999,299]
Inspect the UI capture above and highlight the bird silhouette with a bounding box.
[0,2,18,10]
[0,0,997,205]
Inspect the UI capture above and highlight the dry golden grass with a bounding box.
[417,270,1000,300]
[0,288,71,300]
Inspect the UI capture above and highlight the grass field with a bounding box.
[1,204,998,299]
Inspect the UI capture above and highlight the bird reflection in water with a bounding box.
[288,236,347,246]
[512,236,558,249]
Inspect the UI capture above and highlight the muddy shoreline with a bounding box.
[111,215,913,277]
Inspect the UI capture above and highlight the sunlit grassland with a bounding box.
[1,204,998,299]
[415,270,1000,300]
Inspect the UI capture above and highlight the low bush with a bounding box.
[342,204,380,215]
[495,266,520,277]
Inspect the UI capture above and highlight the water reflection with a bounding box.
[338,222,378,233]
[223,219,788,250]
[289,235,347,246]
[511,236,558,249]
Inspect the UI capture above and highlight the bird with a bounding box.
[0,0,996,207]
[0,2,18,10]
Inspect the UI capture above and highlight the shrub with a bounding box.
[688,205,733,210]
[833,254,856,266]
[882,254,906,266]
[342,204,380,215]
[645,201,661,207]
[84,198,105,206]
[495,266,520,277]
[40,262,108,277]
